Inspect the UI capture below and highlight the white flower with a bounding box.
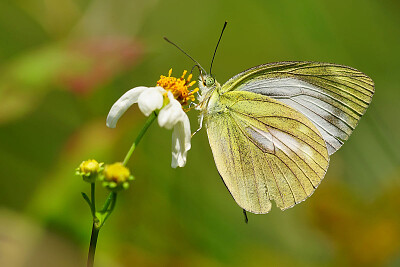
[106,86,191,168]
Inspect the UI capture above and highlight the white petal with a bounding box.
[158,92,184,130]
[138,87,166,116]
[106,87,148,128]
[171,113,191,168]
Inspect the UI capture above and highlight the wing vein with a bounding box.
[272,157,298,204]
[290,73,372,105]
[266,157,286,207]
[298,97,355,131]
[243,83,364,118]
[225,118,242,203]
[290,99,348,142]
[290,98,351,136]
[246,134,263,212]
[232,110,328,160]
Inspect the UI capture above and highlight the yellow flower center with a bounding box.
[80,159,101,174]
[156,69,199,106]
[104,162,131,184]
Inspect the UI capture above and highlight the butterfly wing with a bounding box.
[221,61,374,155]
[205,90,329,213]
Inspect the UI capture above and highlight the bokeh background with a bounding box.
[0,0,399,266]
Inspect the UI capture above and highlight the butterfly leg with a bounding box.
[188,102,196,109]
[243,209,248,224]
[191,115,204,137]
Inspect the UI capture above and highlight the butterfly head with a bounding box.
[199,74,219,94]
[205,76,216,87]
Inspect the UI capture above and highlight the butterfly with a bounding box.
[165,23,374,214]
[197,61,374,214]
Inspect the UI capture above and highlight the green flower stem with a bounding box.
[101,192,114,213]
[90,183,96,217]
[87,193,117,267]
[123,112,157,166]
[100,192,117,228]
[87,183,98,267]
[87,223,99,267]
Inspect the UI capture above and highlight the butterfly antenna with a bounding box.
[209,21,228,76]
[191,64,205,83]
[163,37,207,75]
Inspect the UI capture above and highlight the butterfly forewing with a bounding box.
[206,90,329,213]
[221,62,374,155]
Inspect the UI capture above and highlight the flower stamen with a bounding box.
[156,69,199,107]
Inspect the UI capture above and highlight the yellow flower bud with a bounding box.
[76,159,104,183]
[101,162,134,191]
[80,159,101,174]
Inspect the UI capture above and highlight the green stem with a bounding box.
[87,223,99,267]
[100,192,117,228]
[101,192,114,213]
[87,183,98,267]
[123,112,157,166]
[90,183,96,217]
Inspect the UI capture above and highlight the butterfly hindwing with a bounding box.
[205,90,329,213]
[221,62,374,155]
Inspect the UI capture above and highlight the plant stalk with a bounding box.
[87,182,98,267]
[87,223,99,267]
[123,112,157,166]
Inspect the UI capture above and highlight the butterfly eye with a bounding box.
[205,77,215,87]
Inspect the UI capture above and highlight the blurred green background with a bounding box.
[0,0,399,266]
